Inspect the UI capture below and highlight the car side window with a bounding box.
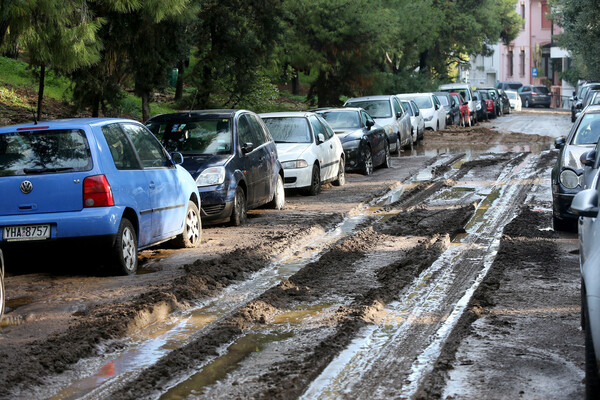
[393,98,403,116]
[101,124,140,170]
[121,123,170,169]
[309,115,327,142]
[247,114,268,146]
[237,115,256,148]
[316,115,334,139]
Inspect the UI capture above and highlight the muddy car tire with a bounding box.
[383,141,392,168]
[392,136,401,155]
[268,174,285,209]
[230,187,248,226]
[333,159,346,186]
[525,98,530,108]
[111,218,138,275]
[362,146,373,175]
[305,164,321,196]
[173,201,201,248]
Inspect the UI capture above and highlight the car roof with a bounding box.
[259,111,315,118]
[316,107,363,112]
[398,92,433,97]
[346,95,394,101]
[0,117,140,133]
[145,109,246,123]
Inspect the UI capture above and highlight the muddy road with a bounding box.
[0,111,582,399]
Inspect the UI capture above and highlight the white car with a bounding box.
[260,112,345,195]
[505,90,522,111]
[400,99,425,142]
[398,93,446,131]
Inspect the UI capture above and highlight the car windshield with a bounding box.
[262,117,312,143]
[146,118,233,155]
[345,100,392,118]
[318,111,361,129]
[533,86,549,94]
[506,92,517,99]
[408,96,433,109]
[437,96,449,106]
[402,102,414,116]
[480,91,490,100]
[0,129,92,177]
[572,113,600,145]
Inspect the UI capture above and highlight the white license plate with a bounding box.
[3,224,51,241]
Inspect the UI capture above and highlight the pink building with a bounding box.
[499,0,572,106]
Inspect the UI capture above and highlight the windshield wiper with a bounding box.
[23,167,75,174]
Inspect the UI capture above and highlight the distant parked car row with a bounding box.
[0,81,522,275]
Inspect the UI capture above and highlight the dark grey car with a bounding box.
[434,91,460,126]
[519,85,552,108]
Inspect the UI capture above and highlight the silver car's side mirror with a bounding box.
[570,188,599,217]
[554,137,566,149]
[581,150,597,167]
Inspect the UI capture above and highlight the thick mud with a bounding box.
[0,113,583,399]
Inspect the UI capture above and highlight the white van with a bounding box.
[438,83,477,125]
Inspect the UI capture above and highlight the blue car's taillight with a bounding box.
[83,175,114,207]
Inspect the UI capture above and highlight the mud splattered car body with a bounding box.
[552,106,600,230]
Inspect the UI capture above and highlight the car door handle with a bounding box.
[149,181,156,189]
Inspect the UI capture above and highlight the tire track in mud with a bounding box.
[97,152,539,400]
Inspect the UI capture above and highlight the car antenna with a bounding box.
[189,89,198,117]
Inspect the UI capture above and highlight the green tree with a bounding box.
[18,0,102,120]
[551,0,600,81]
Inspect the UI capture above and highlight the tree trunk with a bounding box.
[141,92,150,123]
[91,94,100,118]
[36,64,46,122]
[175,60,185,101]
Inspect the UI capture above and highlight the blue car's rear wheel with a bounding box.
[112,218,138,275]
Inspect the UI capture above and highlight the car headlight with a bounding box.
[342,139,361,150]
[196,166,226,186]
[424,115,433,121]
[282,160,308,169]
[559,169,581,189]
[476,103,481,111]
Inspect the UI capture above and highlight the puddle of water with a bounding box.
[271,303,334,325]
[160,331,294,400]
[5,296,34,310]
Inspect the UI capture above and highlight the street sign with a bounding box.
[532,67,538,77]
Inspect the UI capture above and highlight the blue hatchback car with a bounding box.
[0,118,201,275]
[146,110,285,226]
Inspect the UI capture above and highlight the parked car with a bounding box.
[400,99,425,141]
[259,112,345,194]
[146,110,285,227]
[478,90,495,119]
[572,82,600,122]
[497,89,511,115]
[472,91,488,122]
[569,170,600,397]
[438,83,477,125]
[551,105,600,230]
[316,107,391,175]
[397,93,446,132]
[450,92,471,126]
[504,90,522,111]
[478,87,504,117]
[434,91,460,126]
[495,81,523,91]
[518,85,552,108]
[344,95,411,154]
[0,118,201,275]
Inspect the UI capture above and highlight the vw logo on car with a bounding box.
[20,180,33,194]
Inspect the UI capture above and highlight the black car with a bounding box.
[472,91,489,122]
[572,82,600,122]
[551,105,600,230]
[146,110,285,226]
[518,85,552,108]
[316,107,390,175]
[497,89,511,115]
[478,87,504,117]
